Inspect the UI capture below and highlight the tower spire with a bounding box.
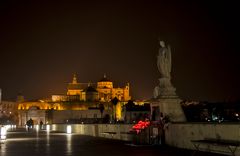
[72,73,77,84]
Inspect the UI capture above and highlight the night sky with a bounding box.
[0,1,239,102]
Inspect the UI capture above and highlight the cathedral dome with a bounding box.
[97,74,113,89]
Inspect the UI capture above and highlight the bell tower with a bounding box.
[72,73,77,84]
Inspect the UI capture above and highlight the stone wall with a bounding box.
[50,110,111,124]
[50,122,240,155]
[51,124,134,141]
[165,122,240,155]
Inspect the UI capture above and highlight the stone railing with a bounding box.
[165,122,240,155]
[51,124,134,141]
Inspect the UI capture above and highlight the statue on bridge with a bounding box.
[152,40,186,122]
[157,41,171,79]
[153,40,176,98]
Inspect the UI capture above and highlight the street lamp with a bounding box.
[46,125,50,132]
[1,126,7,140]
[36,125,39,131]
[66,125,72,134]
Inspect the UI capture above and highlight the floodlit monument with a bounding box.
[17,74,132,125]
[152,41,186,122]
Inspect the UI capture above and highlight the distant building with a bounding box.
[17,100,112,126]
[0,89,19,124]
[0,100,18,124]
[53,74,131,102]
[17,74,133,126]
[97,74,131,102]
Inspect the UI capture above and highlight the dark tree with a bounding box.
[99,103,104,119]
[111,97,119,123]
[125,100,135,123]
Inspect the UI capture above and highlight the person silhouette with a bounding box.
[29,118,34,129]
[40,120,43,130]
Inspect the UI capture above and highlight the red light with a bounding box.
[130,120,150,134]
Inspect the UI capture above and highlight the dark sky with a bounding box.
[0,1,239,102]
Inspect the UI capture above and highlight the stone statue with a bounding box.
[157,41,171,79]
[151,40,186,122]
[154,40,176,98]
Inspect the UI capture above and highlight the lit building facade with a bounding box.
[67,74,84,98]
[97,74,131,102]
[17,74,132,126]
[0,100,18,123]
[53,74,131,102]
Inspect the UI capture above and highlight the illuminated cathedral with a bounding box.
[52,74,131,102]
[17,74,131,125]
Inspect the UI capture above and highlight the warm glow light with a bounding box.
[1,126,7,140]
[67,125,72,134]
[46,125,50,131]
[116,102,122,120]
[131,120,150,134]
[52,124,56,131]
[36,125,39,131]
[5,125,11,131]
[11,125,16,129]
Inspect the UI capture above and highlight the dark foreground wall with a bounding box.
[165,122,240,155]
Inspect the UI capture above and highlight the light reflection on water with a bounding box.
[66,134,72,155]
[0,141,6,156]
[35,130,39,153]
[0,131,192,156]
[2,138,37,141]
[46,131,50,154]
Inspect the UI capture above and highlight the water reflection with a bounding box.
[46,131,50,154]
[66,134,72,155]
[35,129,39,153]
[0,141,6,156]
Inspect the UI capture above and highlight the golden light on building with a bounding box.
[64,74,131,102]
[17,74,132,125]
[96,74,131,102]
[18,102,63,110]
[116,102,122,120]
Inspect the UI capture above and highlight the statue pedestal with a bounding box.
[153,41,185,122]
[151,97,186,122]
[156,78,177,98]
